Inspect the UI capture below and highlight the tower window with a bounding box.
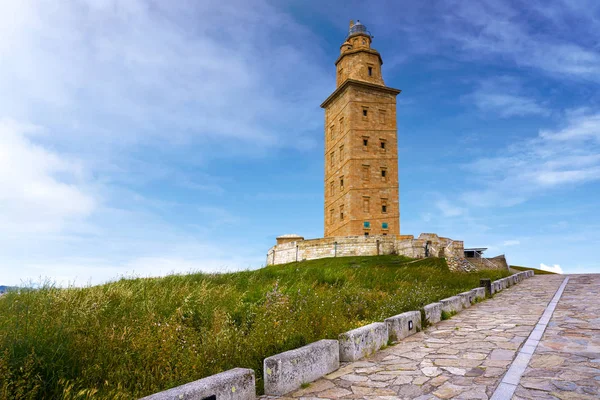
[363,197,370,213]
[363,138,368,146]
[340,205,344,220]
[329,125,335,140]
[339,145,344,160]
[382,222,389,229]
[364,221,371,229]
[330,151,334,166]
[381,141,386,149]
[330,181,334,196]
[379,110,387,123]
[340,176,344,190]
[330,208,334,222]
[381,169,387,180]
[364,232,369,237]
[382,205,387,213]
[362,109,368,117]
[368,66,373,76]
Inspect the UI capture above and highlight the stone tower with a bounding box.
[321,20,401,238]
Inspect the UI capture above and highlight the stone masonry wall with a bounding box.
[266,233,465,266]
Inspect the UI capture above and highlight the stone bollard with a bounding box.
[480,279,492,297]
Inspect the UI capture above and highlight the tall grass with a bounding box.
[0,256,509,399]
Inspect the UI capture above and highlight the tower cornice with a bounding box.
[320,79,401,109]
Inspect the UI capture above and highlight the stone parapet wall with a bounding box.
[266,233,465,266]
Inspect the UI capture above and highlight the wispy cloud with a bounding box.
[462,111,600,207]
[0,119,95,234]
[465,77,549,118]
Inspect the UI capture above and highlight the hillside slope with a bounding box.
[0,255,509,399]
[510,265,558,275]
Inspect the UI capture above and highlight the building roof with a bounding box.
[464,248,488,252]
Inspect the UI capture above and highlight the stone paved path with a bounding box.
[515,274,600,400]
[262,274,568,399]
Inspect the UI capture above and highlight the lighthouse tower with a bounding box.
[321,20,401,237]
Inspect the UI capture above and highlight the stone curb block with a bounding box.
[140,368,255,400]
[339,322,388,362]
[457,291,474,308]
[385,311,421,342]
[440,296,463,314]
[264,339,339,396]
[472,287,486,301]
[423,302,442,325]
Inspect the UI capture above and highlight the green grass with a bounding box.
[0,255,509,399]
[510,265,557,275]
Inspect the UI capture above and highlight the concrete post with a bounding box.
[480,278,492,297]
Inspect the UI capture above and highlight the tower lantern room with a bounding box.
[336,20,384,87]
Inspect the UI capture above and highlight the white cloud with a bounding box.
[462,111,600,207]
[540,263,563,274]
[503,240,520,247]
[0,119,95,234]
[435,199,466,217]
[465,77,549,118]
[442,0,600,82]
[0,0,327,153]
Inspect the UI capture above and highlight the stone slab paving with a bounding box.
[515,274,600,400]
[261,274,565,400]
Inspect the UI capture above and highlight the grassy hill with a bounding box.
[0,256,509,399]
[510,265,558,275]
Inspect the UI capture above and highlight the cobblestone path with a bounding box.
[515,274,600,399]
[262,274,567,399]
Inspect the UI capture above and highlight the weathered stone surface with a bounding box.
[142,368,255,400]
[264,340,339,396]
[385,310,421,342]
[440,296,462,314]
[339,322,388,362]
[472,287,486,301]
[423,302,442,324]
[457,291,473,308]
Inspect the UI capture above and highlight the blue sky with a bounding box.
[1,0,599,285]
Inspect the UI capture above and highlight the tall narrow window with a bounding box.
[329,125,335,141]
[362,109,368,117]
[380,141,386,149]
[363,197,370,213]
[339,117,344,135]
[330,151,334,167]
[330,208,334,222]
[363,138,368,147]
[379,110,386,124]
[381,168,387,181]
[368,66,373,76]
[340,205,344,220]
[362,165,370,181]
[340,176,344,190]
[381,199,388,213]
[330,181,334,196]
[339,145,344,160]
